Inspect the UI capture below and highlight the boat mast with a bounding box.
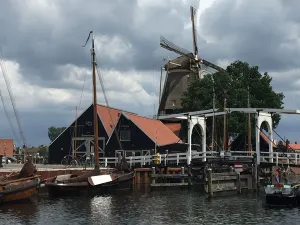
[212,78,215,151]
[74,105,78,158]
[247,86,251,156]
[158,65,163,118]
[91,31,100,170]
[223,98,227,152]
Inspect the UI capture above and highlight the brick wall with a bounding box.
[0,139,14,156]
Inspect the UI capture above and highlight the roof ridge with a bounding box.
[97,104,137,115]
[124,112,160,121]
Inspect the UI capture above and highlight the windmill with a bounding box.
[158,6,226,115]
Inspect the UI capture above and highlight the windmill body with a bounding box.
[158,6,225,116]
[158,55,198,115]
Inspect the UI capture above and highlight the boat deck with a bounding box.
[0,164,114,181]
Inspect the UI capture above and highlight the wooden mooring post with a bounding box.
[181,167,185,184]
[150,167,190,188]
[205,168,253,197]
[151,167,156,185]
[253,162,258,192]
[207,168,213,197]
[236,172,241,194]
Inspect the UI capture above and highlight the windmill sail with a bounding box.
[158,6,226,115]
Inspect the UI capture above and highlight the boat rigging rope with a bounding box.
[78,68,88,111]
[255,125,295,165]
[0,51,27,146]
[94,45,123,150]
[0,90,21,146]
[272,128,295,151]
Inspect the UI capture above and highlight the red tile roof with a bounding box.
[124,113,183,146]
[96,104,182,146]
[96,104,136,137]
[260,132,276,148]
[164,123,181,136]
[287,143,300,150]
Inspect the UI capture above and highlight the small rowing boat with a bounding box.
[264,183,300,206]
[0,175,40,204]
[0,156,41,204]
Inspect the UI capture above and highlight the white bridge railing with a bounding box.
[260,152,300,166]
[59,151,300,168]
[96,151,300,168]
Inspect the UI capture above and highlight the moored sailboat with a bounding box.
[45,31,134,197]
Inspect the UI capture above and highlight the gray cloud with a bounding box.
[0,0,196,86]
[1,0,300,146]
[199,0,300,72]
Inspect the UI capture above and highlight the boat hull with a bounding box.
[0,176,40,204]
[46,172,134,197]
[265,194,299,206]
[264,183,300,206]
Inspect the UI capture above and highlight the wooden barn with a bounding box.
[48,104,185,164]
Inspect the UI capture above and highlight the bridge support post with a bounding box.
[255,112,273,165]
[188,115,206,165]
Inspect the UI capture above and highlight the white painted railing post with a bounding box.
[104,158,107,167]
[130,157,132,168]
[276,153,278,166]
[164,154,167,166]
[177,154,179,165]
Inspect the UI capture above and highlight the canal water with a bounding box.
[0,189,299,225]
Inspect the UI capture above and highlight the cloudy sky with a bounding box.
[0,0,300,147]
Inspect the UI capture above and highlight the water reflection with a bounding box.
[0,190,300,225]
[0,199,38,224]
[90,195,112,224]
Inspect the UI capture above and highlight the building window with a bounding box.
[120,130,130,141]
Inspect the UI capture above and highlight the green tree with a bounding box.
[181,61,284,147]
[48,126,66,142]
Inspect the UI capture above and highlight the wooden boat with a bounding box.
[0,175,41,204]
[45,31,134,197]
[264,183,300,206]
[46,171,134,197]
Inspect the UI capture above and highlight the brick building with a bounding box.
[0,139,14,156]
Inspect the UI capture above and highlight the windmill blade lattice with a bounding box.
[160,36,194,60]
